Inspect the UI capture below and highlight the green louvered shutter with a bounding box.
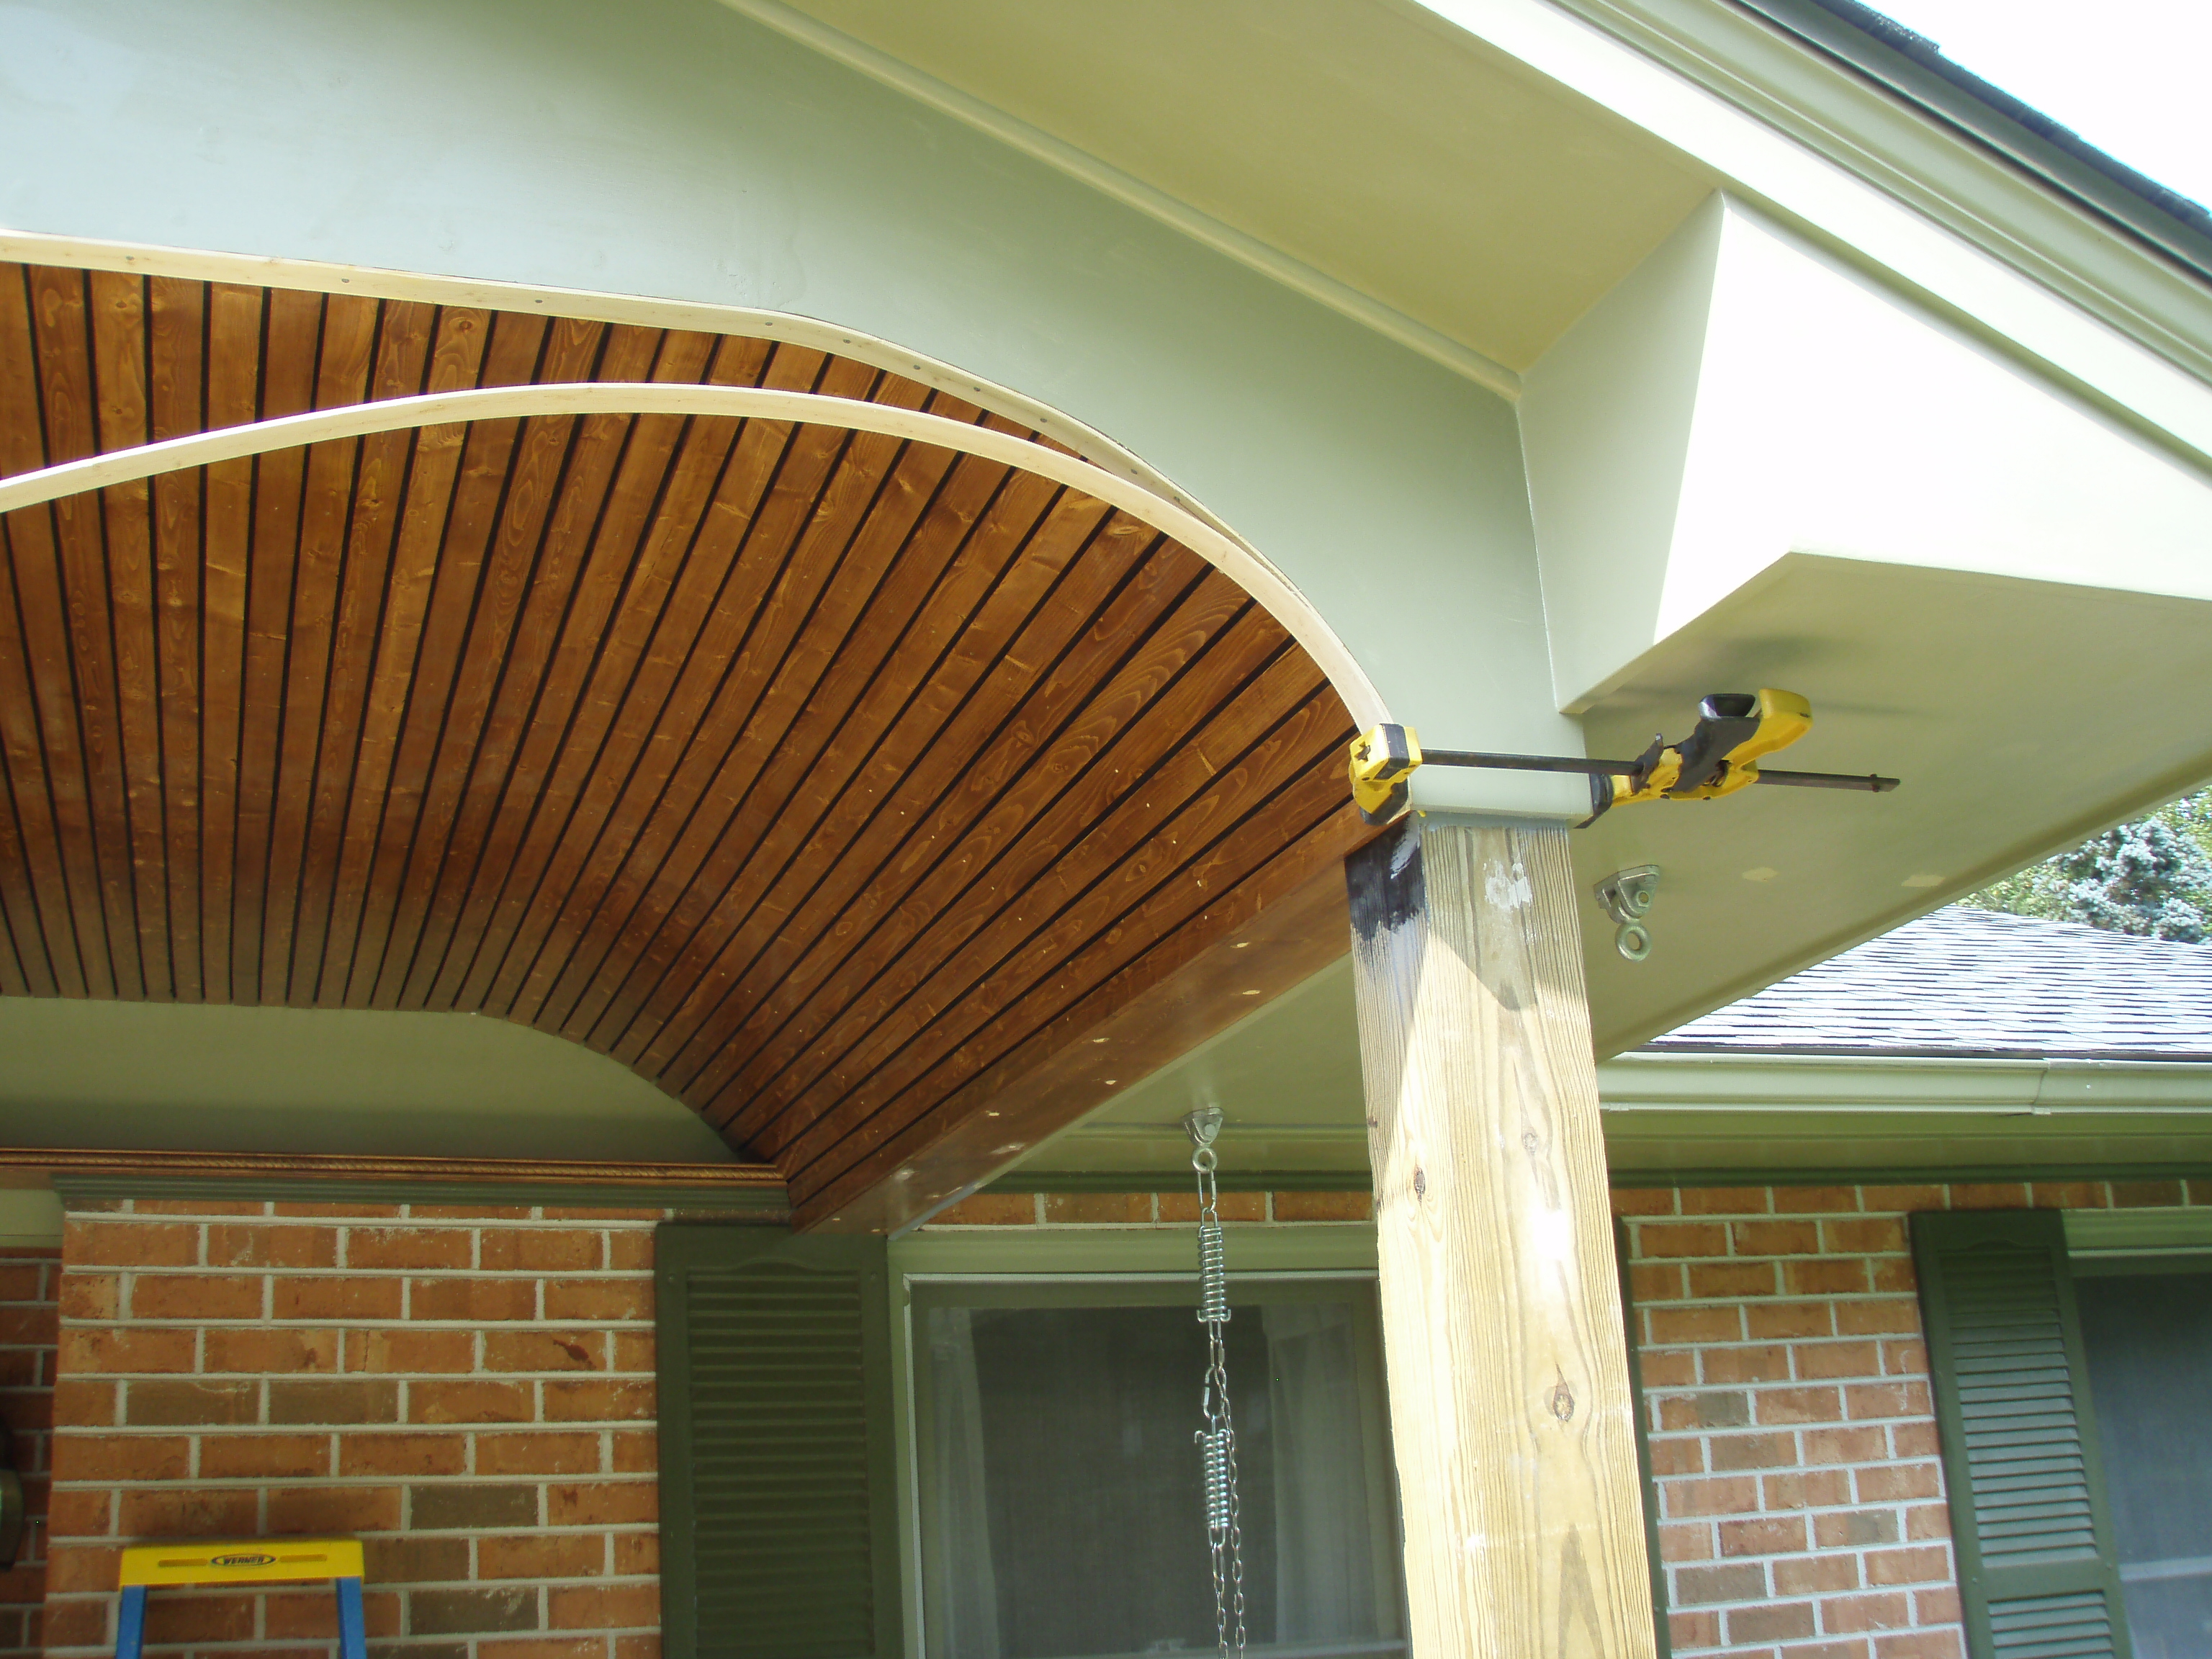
[657,1227,899,1659]
[1912,1210,2131,1659]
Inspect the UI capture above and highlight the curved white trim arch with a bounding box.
[0,380,1389,729]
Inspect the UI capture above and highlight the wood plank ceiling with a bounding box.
[0,261,1367,1224]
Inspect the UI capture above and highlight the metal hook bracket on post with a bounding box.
[1594,865,1660,961]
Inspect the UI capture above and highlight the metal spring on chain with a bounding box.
[1198,1426,1236,1534]
[1195,1217,1231,1324]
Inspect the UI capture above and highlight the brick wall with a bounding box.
[44,1200,676,1659]
[1619,1178,2204,1659]
[928,1188,1374,1226]
[0,1250,57,1656]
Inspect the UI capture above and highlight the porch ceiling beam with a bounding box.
[0,379,1386,732]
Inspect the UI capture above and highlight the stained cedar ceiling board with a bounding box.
[0,263,1367,1224]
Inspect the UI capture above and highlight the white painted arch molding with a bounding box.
[0,382,1388,730]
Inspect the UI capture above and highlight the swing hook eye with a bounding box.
[1191,1145,1218,1174]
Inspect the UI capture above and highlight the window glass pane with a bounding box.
[915,1285,1404,1659]
[2075,1269,2212,1659]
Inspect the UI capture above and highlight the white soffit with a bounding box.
[721,0,1714,376]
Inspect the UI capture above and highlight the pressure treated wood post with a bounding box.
[1346,815,1657,1659]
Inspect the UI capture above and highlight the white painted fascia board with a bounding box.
[1410,0,2212,467]
[1599,1050,2212,1112]
[716,0,1522,401]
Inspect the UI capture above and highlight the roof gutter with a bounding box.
[1733,0,2212,287]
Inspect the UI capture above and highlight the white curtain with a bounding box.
[923,1307,1002,1659]
[1264,1301,1381,1645]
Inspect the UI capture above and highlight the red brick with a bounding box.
[1271,1191,1372,1222]
[547,1481,657,1527]
[346,1228,474,1270]
[608,1232,655,1271]
[1709,1432,1797,1472]
[1727,1601,1816,1642]
[1836,1300,1921,1336]
[614,1532,657,1576]
[1689,1261,1779,1298]
[481,1534,604,1580]
[485,1331,604,1373]
[479,1432,603,1475]
[1661,1476,1759,1518]
[268,1378,401,1424]
[1659,1391,1750,1431]
[1846,1380,1930,1420]
[364,1535,471,1584]
[616,1634,662,1659]
[274,1202,403,1218]
[347,1328,477,1374]
[132,1273,264,1321]
[1905,1502,1953,1542]
[53,1434,190,1481]
[1639,1222,1730,1258]
[200,1431,334,1478]
[611,1431,656,1473]
[46,1487,113,1537]
[1948,1183,2028,1210]
[1816,1510,1901,1548]
[45,1542,122,1593]
[412,1277,537,1321]
[479,1642,605,1659]
[1650,1438,1705,1477]
[117,1487,258,1537]
[1702,1345,1791,1385]
[1890,1421,1942,1459]
[143,1589,256,1643]
[1859,1185,1944,1213]
[545,1280,652,1323]
[1781,1642,1874,1659]
[66,1222,197,1267]
[1639,1351,1696,1388]
[1673,1562,1767,1604]
[1882,1339,1928,1376]
[481,1230,605,1272]
[1783,1258,1872,1295]
[547,1584,660,1629]
[1763,1470,1851,1509]
[1824,1217,1908,1254]
[1609,1187,1677,1216]
[2029,1181,2105,1210]
[1858,1462,1943,1502]
[1912,1586,1963,1623]
[1629,1262,1684,1303]
[2109,1180,2185,1208]
[545,1380,652,1422]
[42,1597,113,1648]
[1155,1189,1264,1223]
[58,1274,120,1321]
[1734,1220,1820,1256]
[272,1275,403,1321]
[1770,1186,1861,1213]
[1795,1340,1881,1380]
[58,1327,196,1374]
[52,1380,117,1428]
[266,1483,403,1534]
[1680,1187,1772,1216]
[1864,1545,1948,1586]
[1668,1610,1722,1650]
[1748,1300,1835,1340]
[1804,1426,1888,1465]
[410,1204,533,1221]
[1871,1259,1919,1294]
[541,1208,664,1223]
[1876,1633,1964,1659]
[1043,1193,1154,1224]
[338,1432,469,1478]
[1719,1515,1807,1556]
[206,1224,337,1269]
[1659,1520,1714,1563]
[613,1331,654,1374]
[202,1326,339,1375]
[1757,1387,1844,1425]
[1648,1306,1743,1344]
[411,1380,533,1424]
[1774,1552,1861,1594]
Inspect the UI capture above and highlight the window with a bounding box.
[2075,1264,2212,1659]
[909,1279,1406,1659]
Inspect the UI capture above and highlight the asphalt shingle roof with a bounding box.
[1647,907,2212,1060]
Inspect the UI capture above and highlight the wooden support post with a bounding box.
[1346,815,1657,1659]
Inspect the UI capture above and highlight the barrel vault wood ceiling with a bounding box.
[0,260,1368,1226]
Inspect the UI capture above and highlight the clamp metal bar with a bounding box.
[1419,749,1899,792]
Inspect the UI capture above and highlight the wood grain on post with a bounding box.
[1346,815,1657,1659]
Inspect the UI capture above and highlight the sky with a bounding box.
[1869,0,2212,210]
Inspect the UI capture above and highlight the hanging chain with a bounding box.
[1189,1113,1246,1659]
